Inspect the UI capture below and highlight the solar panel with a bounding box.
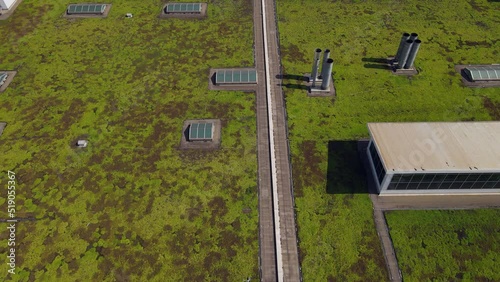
[465,66,500,81]
[189,123,213,140]
[215,69,258,84]
[0,73,7,86]
[67,4,107,15]
[241,70,249,82]
[216,71,225,83]
[165,3,202,14]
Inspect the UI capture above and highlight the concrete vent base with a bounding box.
[386,57,418,76]
[304,73,336,97]
[392,67,418,76]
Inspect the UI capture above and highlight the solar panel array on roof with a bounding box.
[189,123,213,141]
[165,3,202,14]
[464,66,500,81]
[67,4,107,15]
[0,73,7,86]
[215,69,257,84]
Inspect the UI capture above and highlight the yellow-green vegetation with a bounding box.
[386,209,500,281]
[276,0,500,280]
[0,0,257,280]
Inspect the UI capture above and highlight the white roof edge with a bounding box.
[367,122,500,171]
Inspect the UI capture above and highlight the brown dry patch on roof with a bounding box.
[143,121,172,148]
[292,140,323,198]
[281,43,309,64]
[208,196,228,225]
[206,102,232,119]
[220,230,242,258]
[144,193,155,215]
[483,96,500,120]
[203,251,222,270]
[212,268,230,282]
[4,4,52,40]
[58,98,86,132]
[187,202,203,222]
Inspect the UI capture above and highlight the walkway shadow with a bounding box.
[276,74,309,82]
[326,140,374,194]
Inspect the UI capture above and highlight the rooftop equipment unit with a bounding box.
[76,140,88,148]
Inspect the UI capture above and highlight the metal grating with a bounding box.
[189,123,213,140]
[165,3,202,13]
[215,69,257,84]
[465,66,500,81]
[67,4,107,15]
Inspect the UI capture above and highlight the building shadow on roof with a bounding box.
[326,140,377,194]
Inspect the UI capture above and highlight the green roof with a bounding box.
[67,4,107,15]
[464,66,500,81]
[216,69,257,84]
[165,3,202,13]
[189,123,213,140]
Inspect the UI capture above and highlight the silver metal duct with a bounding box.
[311,48,322,86]
[321,58,333,90]
[404,39,421,69]
[398,39,414,69]
[395,33,410,63]
[323,49,331,62]
[321,49,331,76]
[409,33,418,42]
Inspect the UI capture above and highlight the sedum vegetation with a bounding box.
[386,209,500,281]
[276,0,500,280]
[0,0,258,281]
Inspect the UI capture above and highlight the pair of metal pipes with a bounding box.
[311,49,334,90]
[394,32,421,69]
